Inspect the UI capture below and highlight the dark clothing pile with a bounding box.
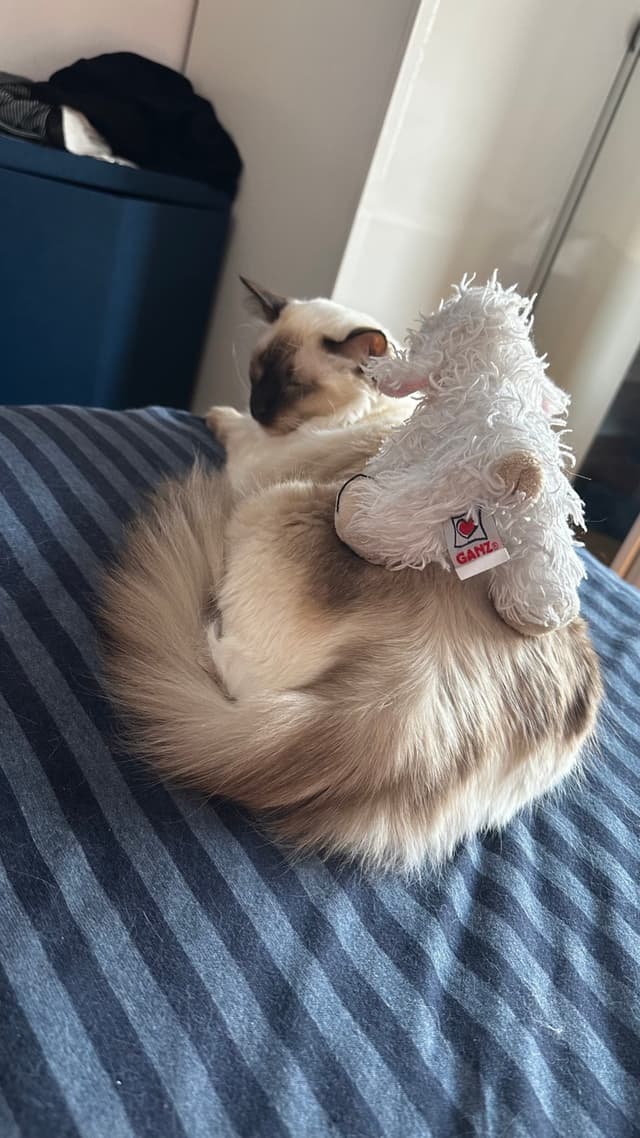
[0,52,242,196]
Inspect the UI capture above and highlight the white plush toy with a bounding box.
[334,275,587,635]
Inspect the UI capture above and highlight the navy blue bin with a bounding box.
[0,135,230,408]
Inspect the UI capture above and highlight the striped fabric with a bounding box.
[0,405,638,1138]
[0,73,60,145]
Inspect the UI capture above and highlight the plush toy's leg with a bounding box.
[490,452,560,636]
[334,474,388,564]
[489,451,580,635]
[491,597,557,637]
[490,554,580,637]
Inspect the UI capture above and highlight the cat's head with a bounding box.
[242,277,399,433]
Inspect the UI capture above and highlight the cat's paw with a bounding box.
[205,405,244,445]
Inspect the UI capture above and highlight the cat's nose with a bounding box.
[250,385,279,425]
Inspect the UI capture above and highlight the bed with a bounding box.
[0,405,638,1138]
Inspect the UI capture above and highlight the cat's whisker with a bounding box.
[231,341,249,397]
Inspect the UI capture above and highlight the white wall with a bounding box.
[334,0,639,342]
[1,0,196,78]
[533,55,640,466]
[187,0,419,412]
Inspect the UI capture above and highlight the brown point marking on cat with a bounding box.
[272,479,429,615]
[562,624,602,743]
[281,510,374,610]
[250,335,313,426]
[250,337,294,379]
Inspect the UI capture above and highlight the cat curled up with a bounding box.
[101,279,601,871]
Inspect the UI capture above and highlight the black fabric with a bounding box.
[0,72,63,148]
[34,52,242,194]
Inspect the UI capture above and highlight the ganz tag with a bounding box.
[444,508,510,579]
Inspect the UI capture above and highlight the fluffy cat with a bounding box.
[101,281,601,871]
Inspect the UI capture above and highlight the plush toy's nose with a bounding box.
[378,375,430,398]
[494,451,544,502]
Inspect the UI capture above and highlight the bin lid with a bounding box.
[0,133,230,210]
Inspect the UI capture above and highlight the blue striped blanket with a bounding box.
[0,405,638,1138]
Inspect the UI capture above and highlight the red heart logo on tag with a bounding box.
[457,518,476,538]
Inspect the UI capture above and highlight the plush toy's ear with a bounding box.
[324,327,388,365]
[240,276,288,323]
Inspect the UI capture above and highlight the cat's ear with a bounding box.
[240,276,288,323]
[323,327,388,364]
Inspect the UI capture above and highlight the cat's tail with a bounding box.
[99,463,349,814]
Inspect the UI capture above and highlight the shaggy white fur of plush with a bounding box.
[334,275,586,632]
